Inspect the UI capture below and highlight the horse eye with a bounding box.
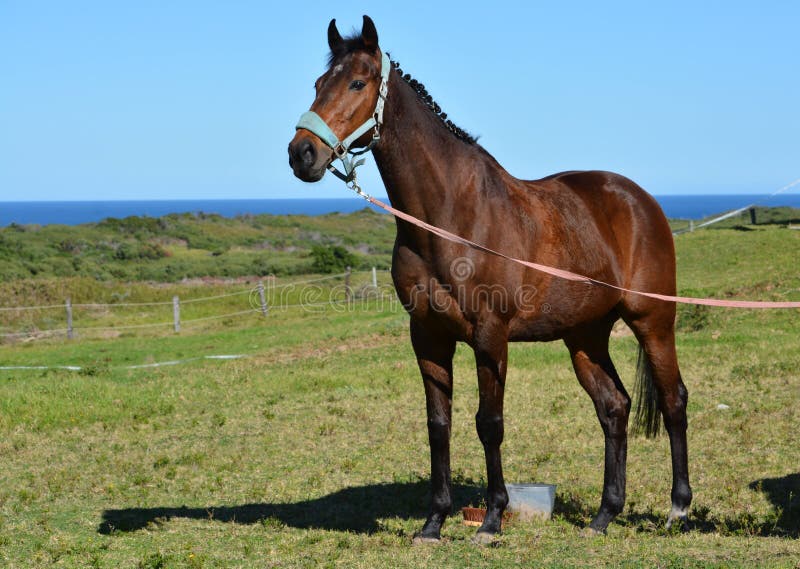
[349,80,366,91]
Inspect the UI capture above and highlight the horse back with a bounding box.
[523,170,675,293]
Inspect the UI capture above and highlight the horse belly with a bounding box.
[507,285,621,342]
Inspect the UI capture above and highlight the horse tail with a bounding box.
[632,345,662,438]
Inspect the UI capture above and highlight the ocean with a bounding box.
[1,195,799,227]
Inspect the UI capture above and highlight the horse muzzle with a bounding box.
[288,132,333,183]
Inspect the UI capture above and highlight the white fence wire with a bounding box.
[0,269,394,341]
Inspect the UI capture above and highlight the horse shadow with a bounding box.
[747,472,800,537]
[554,472,800,538]
[99,473,800,537]
[99,480,484,535]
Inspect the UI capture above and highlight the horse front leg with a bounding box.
[472,319,509,545]
[410,320,456,544]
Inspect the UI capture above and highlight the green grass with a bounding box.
[0,270,394,338]
[668,205,800,233]
[0,226,798,567]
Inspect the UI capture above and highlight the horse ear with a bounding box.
[361,15,378,50]
[328,19,343,52]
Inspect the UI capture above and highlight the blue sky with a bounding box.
[1,1,798,201]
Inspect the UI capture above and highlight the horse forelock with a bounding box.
[326,33,376,68]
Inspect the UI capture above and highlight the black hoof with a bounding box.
[666,515,690,533]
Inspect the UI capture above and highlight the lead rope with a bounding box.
[323,63,799,309]
[339,164,800,309]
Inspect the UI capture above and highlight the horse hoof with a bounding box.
[666,516,690,533]
[412,535,441,546]
[580,526,605,538]
[666,506,690,533]
[471,531,498,546]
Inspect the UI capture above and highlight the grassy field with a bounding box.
[0,225,798,567]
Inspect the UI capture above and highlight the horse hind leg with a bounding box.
[565,322,631,534]
[625,309,692,530]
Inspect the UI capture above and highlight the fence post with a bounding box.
[345,266,352,303]
[173,295,180,333]
[257,280,268,317]
[749,207,757,225]
[372,266,377,288]
[66,298,74,340]
[689,220,694,232]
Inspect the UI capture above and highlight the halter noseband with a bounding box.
[295,52,391,184]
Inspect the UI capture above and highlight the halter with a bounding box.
[295,52,391,185]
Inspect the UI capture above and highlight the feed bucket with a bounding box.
[505,483,556,521]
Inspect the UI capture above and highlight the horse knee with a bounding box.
[427,418,451,447]
[475,414,504,446]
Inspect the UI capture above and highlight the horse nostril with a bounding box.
[300,140,316,167]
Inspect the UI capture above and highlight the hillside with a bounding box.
[0,208,396,282]
[2,206,799,283]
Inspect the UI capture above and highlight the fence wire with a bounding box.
[0,270,394,341]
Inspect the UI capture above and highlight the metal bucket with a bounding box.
[505,483,557,521]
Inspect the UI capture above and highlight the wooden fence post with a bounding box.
[372,266,377,288]
[345,266,352,303]
[173,295,180,333]
[257,280,268,317]
[689,220,694,232]
[749,207,757,225]
[66,298,74,340]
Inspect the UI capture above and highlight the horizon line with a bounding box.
[2,192,799,204]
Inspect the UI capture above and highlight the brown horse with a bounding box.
[288,16,691,544]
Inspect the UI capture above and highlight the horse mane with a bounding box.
[327,35,477,145]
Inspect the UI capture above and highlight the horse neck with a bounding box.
[372,72,492,236]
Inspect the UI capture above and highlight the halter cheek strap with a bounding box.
[295,52,391,184]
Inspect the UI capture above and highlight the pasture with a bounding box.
[0,226,798,568]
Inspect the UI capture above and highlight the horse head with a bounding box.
[288,16,387,183]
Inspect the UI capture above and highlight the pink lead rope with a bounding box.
[365,195,800,309]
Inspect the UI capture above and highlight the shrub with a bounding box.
[113,242,168,261]
[310,245,359,273]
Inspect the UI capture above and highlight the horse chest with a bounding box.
[392,251,476,341]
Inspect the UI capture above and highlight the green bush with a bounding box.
[310,245,359,274]
[113,242,168,261]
